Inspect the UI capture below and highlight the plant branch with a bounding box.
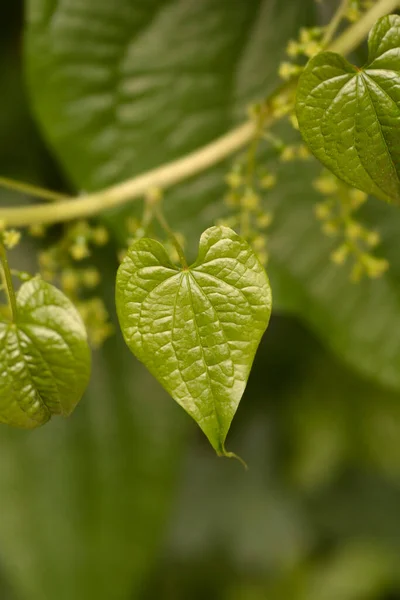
[0,0,398,228]
[0,121,255,226]
[154,207,188,269]
[322,0,351,47]
[0,176,69,203]
[329,0,400,54]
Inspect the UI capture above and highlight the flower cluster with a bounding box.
[314,171,389,281]
[279,26,323,82]
[345,1,374,23]
[0,220,21,250]
[35,220,113,347]
[221,158,275,266]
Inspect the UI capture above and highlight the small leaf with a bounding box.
[116,226,272,455]
[0,278,91,428]
[296,14,400,204]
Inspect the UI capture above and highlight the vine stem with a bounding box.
[0,176,69,203]
[0,241,18,321]
[154,207,188,269]
[322,0,351,47]
[329,0,400,54]
[0,122,254,227]
[0,0,398,228]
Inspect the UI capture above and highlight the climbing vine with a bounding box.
[0,0,399,458]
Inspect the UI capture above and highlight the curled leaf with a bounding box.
[116,226,272,455]
[0,278,91,428]
[296,14,400,204]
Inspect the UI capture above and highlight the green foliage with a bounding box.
[296,14,400,203]
[25,0,313,191]
[22,0,400,400]
[116,226,271,454]
[2,2,400,599]
[24,0,309,448]
[0,278,90,428]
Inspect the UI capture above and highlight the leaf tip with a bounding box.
[217,446,248,470]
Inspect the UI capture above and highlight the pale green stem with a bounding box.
[322,0,351,47]
[154,208,188,269]
[219,447,248,469]
[329,0,400,54]
[0,241,18,321]
[0,0,397,228]
[0,176,69,203]
[0,122,254,227]
[240,105,269,237]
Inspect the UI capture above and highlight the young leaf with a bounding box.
[116,226,272,455]
[0,278,91,428]
[296,14,400,204]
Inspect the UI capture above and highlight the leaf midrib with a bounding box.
[186,272,226,442]
[17,325,63,414]
[3,325,48,425]
[136,266,236,441]
[318,69,399,201]
[362,71,400,182]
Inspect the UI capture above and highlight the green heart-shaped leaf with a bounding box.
[296,14,400,204]
[0,278,91,428]
[116,226,272,455]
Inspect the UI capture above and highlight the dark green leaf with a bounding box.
[296,14,400,204]
[0,278,91,428]
[25,0,314,191]
[116,226,272,454]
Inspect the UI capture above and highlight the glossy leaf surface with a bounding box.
[116,226,272,453]
[0,278,91,428]
[296,14,400,203]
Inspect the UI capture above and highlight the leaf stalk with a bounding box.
[322,0,351,48]
[154,208,188,269]
[0,241,18,321]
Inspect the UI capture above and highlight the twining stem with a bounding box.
[154,208,188,269]
[0,0,398,227]
[329,0,400,54]
[141,189,188,267]
[322,0,351,47]
[0,241,18,321]
[240,99,276,237]
[0,176,69,203]
[0,122,255,227]
[219,447,248,469]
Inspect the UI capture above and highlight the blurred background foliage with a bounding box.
[1,1,400,599]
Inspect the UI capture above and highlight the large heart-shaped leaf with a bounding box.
[116,226,272,454]
[296,14,400,204]
[0,278,91,428]
[25,0,313,191]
